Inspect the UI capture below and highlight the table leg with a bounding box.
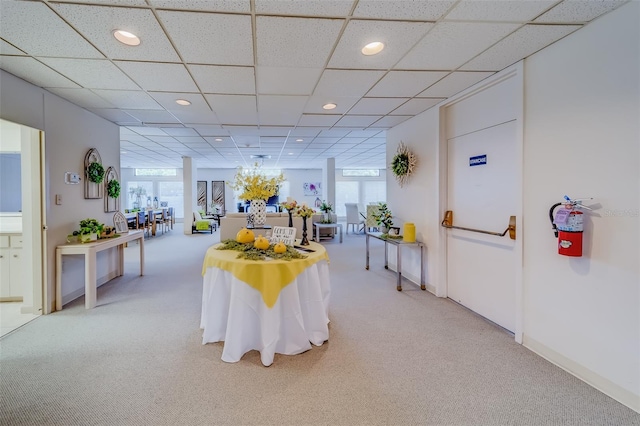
[420,245,426,290]
[85,248,97,309]
[139,234,145,276]
[397,245,402,291]
[384,241,388,269]
[365,233,370,270]
[315,225,320,243]
[339,225,343,243]
[56,248,62,311]
[118,243,124,277]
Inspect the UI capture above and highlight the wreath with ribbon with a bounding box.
[391,142,417,187]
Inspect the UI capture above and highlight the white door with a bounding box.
[446,120,518,332]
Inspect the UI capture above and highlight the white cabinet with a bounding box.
[0,234,22,300]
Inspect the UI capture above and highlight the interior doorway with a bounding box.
[0,119,46,336]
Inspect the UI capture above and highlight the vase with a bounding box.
[287,210,293,228]
[380,225,389,234]
[300,217,310,245]
[323,212,331,223]
[250,199,267,227]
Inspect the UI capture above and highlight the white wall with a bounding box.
[522,2,639,410]
[0,70,121,312]
[386,2,639,411]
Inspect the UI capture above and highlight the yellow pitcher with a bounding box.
[403,223,416,243]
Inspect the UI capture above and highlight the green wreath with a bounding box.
[107,179,121,198]
[87,162,105,183]
[392,153,410,177]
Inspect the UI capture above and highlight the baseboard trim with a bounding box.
[523,335,639,413]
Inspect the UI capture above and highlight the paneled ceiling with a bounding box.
[0,0,627,169]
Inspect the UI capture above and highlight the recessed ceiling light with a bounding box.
[288,152,293,155]
[175,99,191,106]
[113,30,141,46]
[214,138,223,142]
[296,138,304,142]
[323,103,337,110]
[120,151,127,154]
[362,41,384,56]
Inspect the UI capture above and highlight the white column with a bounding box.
[183,156,196,235]
[323,157,336,209]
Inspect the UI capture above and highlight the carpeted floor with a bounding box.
[1,224,638,426]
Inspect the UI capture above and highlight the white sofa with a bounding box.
[219,213,336,241]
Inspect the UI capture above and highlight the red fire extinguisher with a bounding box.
[549,196,592,257]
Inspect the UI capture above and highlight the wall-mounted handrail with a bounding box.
[441,210,516,240]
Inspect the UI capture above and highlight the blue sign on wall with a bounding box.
[469,154,487,167]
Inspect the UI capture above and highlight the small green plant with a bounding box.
[73,218,103,236]
[319,200,333,213]
[107,179,121,198]
[87,162,105,184]
[372,202,393,230]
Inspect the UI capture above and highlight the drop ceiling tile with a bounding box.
[353,0,455,20]
[418,71,494,97]
[335,115,382,127]
[397,22,521,70]
[367,71,448,97]
[116,62,198,92]
[148,92,210,111]
[127,126,169,136]
[329,20,433,69]
[174,136,207,144]
[0,40,25,55]
[0,1,103,58]
[38,58,138,90]
[123,110,181,124]
[534,0,627,23]
[368,115,411,127]
[318,129,352,138]
[255,0,354,16]
[56,1,148,6]
[256,67,323,96]
[0,56,79,88]
[304,96,360,114]
[87,108,139,123]
[347,129,383,137]
[461,24,581,71]
[190,65,255,94]
[312,137,341,144]
[46,88,116,109]
[170,109,220,125]
[205,94,258,125]
[391,98,442,115]
[348,98,407,115]
[158,10,253,65]
[256,16,343,67]
[149,0,250,13]
[297,115,341,127]
[192,125,227,136]
[162,127,200,137]
[444,0,557,22]
[51,4,180,62]
[92,89,163,109]
[224,126,263,136]
[258,95,309,126]
[313,69,385,98]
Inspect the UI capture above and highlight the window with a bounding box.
[158,182,184,219]
[342,169,380,177]
[126,181,153,209]
[135,168,177,176]
[335,182,359,216]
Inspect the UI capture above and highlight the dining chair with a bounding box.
[167,207,174,230]
[136,211,151,237]
[345,203,365,234]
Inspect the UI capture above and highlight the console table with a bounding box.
[365,232,426,291]
[56,230,145,310]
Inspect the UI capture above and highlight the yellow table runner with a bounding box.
[201,242,329,308]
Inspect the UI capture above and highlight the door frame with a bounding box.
[436,63,524,343]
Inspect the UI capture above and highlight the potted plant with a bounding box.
[87,162,105,184]
[107,179,121,199]
[372,203,393,234]
[319,200,333,223]
[73,218,104,242]
[128,186,146,209]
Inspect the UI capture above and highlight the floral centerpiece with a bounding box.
[372,202,393,233]
[295,204,316,245]
[280,199,298,227]
[319,200,333,223]
[230,163,285,227]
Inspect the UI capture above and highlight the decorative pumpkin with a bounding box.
[236,228,255,243]
[254,235,270,250]
[273,241,287,254]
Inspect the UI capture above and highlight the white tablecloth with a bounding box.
[201,260,330,366]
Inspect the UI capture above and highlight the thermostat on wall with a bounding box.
[65,172,80,184]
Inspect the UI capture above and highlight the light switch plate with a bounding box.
[55,194,62,205]
[65,172,80,184]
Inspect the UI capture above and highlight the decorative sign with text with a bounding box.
[270,226,297,246]
[469,154,487,167]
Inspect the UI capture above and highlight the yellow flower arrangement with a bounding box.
[295,204,316,218]
[230,163,285,201]
[280,200,298,211]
